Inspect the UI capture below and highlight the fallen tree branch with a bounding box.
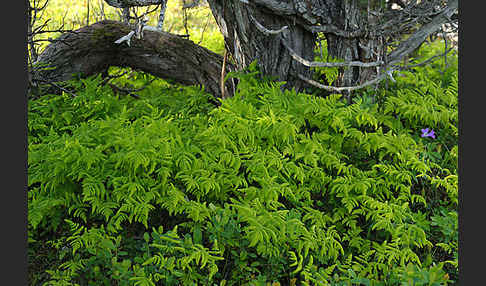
[33,20,235,98]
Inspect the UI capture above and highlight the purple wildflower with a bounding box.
[421,128,436,139]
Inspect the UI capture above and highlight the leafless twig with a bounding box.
[394,46,455,71]
[282,40,384,68]
[297,72,389,93]
[220,49,228,99]
[35,78,79,97]
[197,12,212,45]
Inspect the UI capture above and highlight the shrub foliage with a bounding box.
[28,44,458,285]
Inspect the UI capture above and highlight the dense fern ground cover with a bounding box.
[28,42,458,285]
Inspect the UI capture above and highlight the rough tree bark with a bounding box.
[32,0,458,98]
[33,20,234,98]
[206,0,316,91]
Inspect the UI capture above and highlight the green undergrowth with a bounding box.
[28,46,457,285]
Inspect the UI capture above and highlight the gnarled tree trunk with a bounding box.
[33,20,234,98]
[207,0,316,91]
[204,0,382,92]
[205,0,457,94]
[32,0,458,99]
